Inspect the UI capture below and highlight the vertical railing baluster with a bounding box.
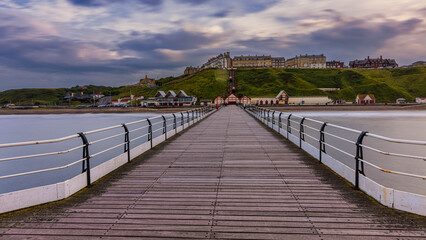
[172,113,177,133]
[355,131,368,190]
[122,124,130,163]
[299,117,306,148]
[78,132,91,186]
[272,111,275,125]
[278,112,283,133]
[287,114,292,139]
[319,122,327,163]
[162,115,167,140]
[180,112,184,130]
[147,119,153,148]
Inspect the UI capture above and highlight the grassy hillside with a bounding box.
[116,69,228,101]
[1,67,424,105]
[236,67,426,102]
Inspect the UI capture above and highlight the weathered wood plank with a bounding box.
[0,106,424,240]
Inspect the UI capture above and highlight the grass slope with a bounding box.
[116,69,228,101]
[236,67,426,102]
[1,67,424,105]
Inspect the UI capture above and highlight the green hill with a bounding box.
[1,67,425,105]
[116,69,228,101]
[235,67,426,102]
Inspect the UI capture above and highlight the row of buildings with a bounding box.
[212,90,333,106]
[185,52,401,74]
[142,90,197,107]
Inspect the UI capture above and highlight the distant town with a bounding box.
[1,51,425,109]
[183,52,424,76]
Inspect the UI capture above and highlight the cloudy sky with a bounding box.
[0,0,424,90]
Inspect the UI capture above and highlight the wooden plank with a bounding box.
[0,106,424,240]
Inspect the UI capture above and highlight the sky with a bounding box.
[0,0,425,90]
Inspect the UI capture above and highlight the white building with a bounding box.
[416,97,426,104]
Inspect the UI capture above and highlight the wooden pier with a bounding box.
[0,106,425,239]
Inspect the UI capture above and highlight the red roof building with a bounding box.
[356,94,376,104]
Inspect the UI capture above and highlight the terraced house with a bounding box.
[285,54,326,68]
[233,55,272,68]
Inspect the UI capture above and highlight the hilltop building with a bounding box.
[401,61,425,68]
[285,54,326,68]
[326,60,345,69]
[410,61,425,67]
[64,92,91,102]
[349,56,398,68]
[139,75,156,87]
[233,55,272,68]
[272,57,285,68]
[202,52,231,69]
[184,66,200,75]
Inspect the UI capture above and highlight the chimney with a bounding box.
[367,56,370,60]
[380,55,383,61]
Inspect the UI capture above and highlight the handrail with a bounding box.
[0,106,215,184]
[244,105,426,184]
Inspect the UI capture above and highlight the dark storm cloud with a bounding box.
[286,18,422,59]
[119,30,217,51]
[211,10,230,18]
[67,0,162,7]
[175,0,211,4]
[242,0,280,13]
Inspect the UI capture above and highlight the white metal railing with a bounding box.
[0,106,214,183]
[245,105,426,186]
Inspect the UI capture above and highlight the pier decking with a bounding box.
[0,106,425,239]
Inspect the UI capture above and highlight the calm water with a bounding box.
[283,111,426,195]
[0,113,161,194]
[0,111,425,196]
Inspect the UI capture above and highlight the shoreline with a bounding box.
[1,104,426,115]
[264,104,426,112]
[0,107,199,115]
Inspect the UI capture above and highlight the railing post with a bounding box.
[162,115,167,140]
[180,112,184,130]
[319,122,327,163]
[272,111,275,125]
[172,113,177,131]
[186,111,190,125]
[287,114,292,138]
[355,131,368,190]
[78,132,91,186]
[122,124,130,163]
[278,112,283,133]
[147,119,153,148]
[267,110,271,123]
[192,110,194,121]
[299,117,306,148]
